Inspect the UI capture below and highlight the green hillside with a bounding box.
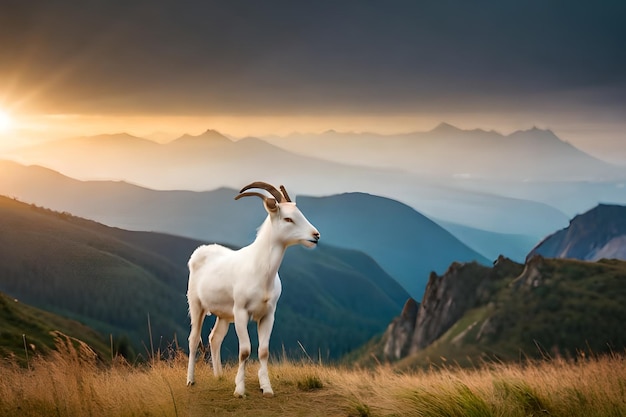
[0,197,194,358]
[483,258,626,357]
[0,290,111,364]
[0,196,407,360]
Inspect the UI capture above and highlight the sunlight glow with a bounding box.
[0,111,10,132]
[0,110,12,132]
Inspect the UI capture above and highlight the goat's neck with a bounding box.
[248,217,286,289]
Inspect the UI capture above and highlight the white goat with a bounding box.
[186,182,320,397]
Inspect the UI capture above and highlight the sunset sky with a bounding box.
[0,1,625,157]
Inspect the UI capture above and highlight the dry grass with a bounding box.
[1,336,625,417]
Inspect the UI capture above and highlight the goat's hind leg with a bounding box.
[208,316,229,376]
[186,301,206,386]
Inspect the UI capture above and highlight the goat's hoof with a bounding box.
[186,381,195,387]
[233,388,246,398]
[262,390,274,398]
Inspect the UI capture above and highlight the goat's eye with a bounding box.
[284,217,294,223]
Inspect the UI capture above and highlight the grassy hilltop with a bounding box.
[1,345,624,417]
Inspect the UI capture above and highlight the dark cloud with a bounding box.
[1,0,625,116]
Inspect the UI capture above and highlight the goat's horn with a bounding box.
[279,185,292,202]
[234,191,267,201]
[239,181,284,202]
[234,192,277,210]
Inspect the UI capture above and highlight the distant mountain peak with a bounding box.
[430,122,463,134]
[529,125,553,133]
[170,129,231,145]
[201,128,228,138]
[504,126,569,148]
[511,126,557,137]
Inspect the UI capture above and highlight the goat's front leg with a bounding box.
[257,312,275,397]
[233,308,251,397]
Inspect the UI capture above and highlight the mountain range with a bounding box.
[2,125,596,239]
[0,160,494,298]
[265,124,626,218]
[0,195,408,360]
[265,123,626,182]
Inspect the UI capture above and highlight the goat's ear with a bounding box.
[264,198,278,213]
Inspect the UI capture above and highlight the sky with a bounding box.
[0,0,625,157]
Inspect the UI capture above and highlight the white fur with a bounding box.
[186,194,319,397]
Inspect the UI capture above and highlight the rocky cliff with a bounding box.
[410,262,485,353]
[382,298,418,360]
[380,256,522,361]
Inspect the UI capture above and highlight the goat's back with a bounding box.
[188,244,233,275]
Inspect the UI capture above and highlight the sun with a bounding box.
[0,110,12,132]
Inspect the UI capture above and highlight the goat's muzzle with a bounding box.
[309,232,320,245]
